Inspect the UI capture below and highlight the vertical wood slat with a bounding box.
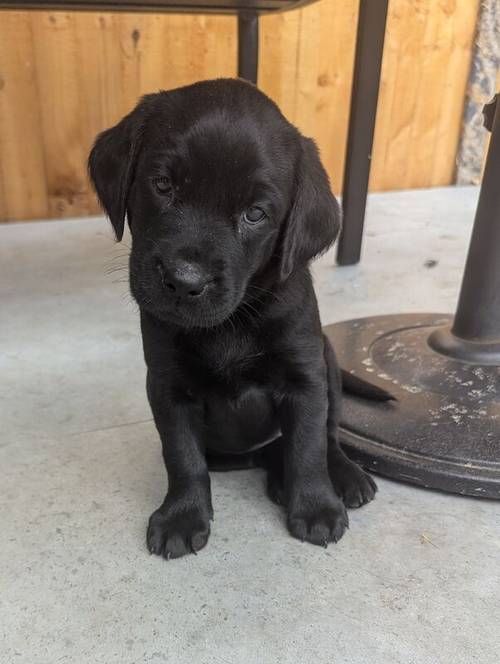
[431,0,481,186]
[31,12,90,217]
[370,0,481,191]
[0,12,49,220]
[0,0,480,222]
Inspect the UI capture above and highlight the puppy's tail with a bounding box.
[341,369,396,402]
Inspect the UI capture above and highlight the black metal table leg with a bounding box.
[337,0,389,266]
[325,95,500,499]
[237,12,259,84]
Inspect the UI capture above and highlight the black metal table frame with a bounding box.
[0,0,389,264]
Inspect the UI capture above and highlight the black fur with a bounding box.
[89,78,377,559]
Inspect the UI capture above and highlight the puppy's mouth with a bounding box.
[130,276,243,329]
[153,302,237,329]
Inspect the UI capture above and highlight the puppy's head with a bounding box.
[89,79,340,327]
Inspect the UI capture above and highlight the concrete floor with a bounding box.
[1,187,499,664]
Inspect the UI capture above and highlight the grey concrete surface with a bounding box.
[1,187,499,664]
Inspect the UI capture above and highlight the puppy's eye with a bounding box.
[153,177,172,196]
[243,206,266,224]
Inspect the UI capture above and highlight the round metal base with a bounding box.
[324,314,500,499]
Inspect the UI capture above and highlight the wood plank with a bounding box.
[371,0,433,191]
[137,13,235,95]
[430,0,481,186]
[262,0,359,195]
[309,0,358,194]
[259,8,302,122]
[31,11,93,217]
[371,0,480,191]
[0,11,49,220]
[72,12,124,214]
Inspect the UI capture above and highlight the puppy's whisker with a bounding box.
[239,300,263,320]
[246,284,284,304]
[108,251,130,261]
[226,312,236,335]
[105,266,128,276]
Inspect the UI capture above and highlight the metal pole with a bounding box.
[237,13,259,85]
[429,95,500,364]
[336,0,389,266]
[452,95,500,342]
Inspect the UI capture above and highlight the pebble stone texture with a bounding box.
[1,187,499,664]
[456,0,500,185]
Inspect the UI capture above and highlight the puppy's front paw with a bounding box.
[147,504,210,559]
[330,458,377,508]
[287,490,348,547]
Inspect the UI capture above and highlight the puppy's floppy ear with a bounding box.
[88,96,153,241]
[279,137,341,281]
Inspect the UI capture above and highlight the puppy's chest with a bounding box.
[179,332,279,395]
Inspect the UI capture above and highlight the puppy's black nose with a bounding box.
[156,259,209,299]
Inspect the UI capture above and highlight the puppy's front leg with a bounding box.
[146,371,212,559]
[280,376,348,547]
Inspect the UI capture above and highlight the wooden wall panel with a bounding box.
[370,0,480,191]
[0,0,479,222]
[0,12,49,220]
[259,1,359,193]
[31,13,91,217]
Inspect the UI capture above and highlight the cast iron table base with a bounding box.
[325,314,500,498]
[326,95,500,499]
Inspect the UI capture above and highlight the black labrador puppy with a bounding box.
[89,78,379,559]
